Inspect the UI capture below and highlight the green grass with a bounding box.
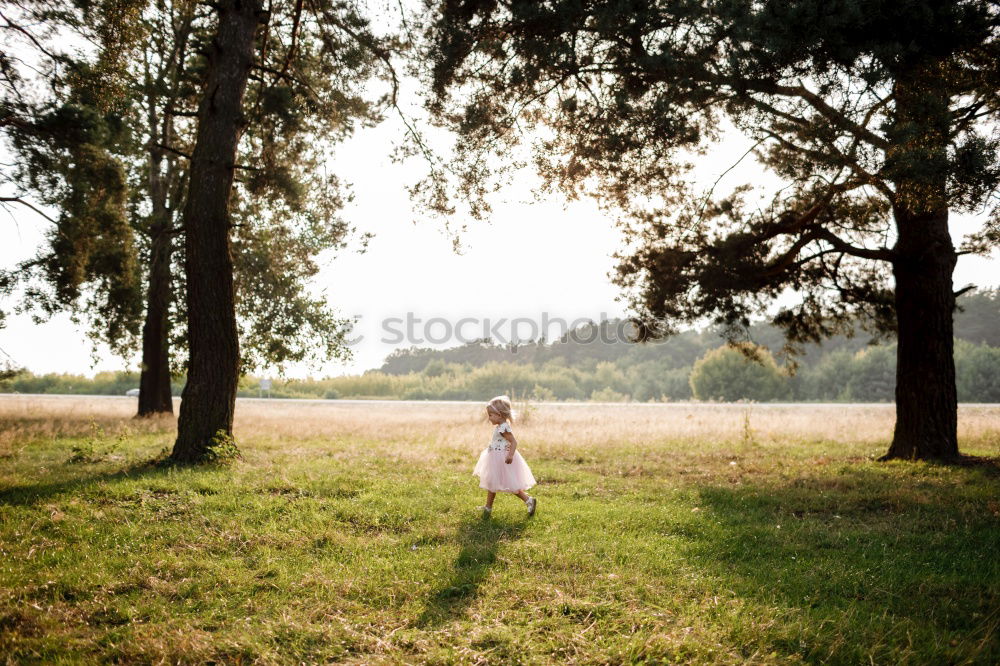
[1,406,998,664]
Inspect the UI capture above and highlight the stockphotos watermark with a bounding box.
[344,312,645,348]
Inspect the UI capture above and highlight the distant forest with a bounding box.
[5,290,999,403]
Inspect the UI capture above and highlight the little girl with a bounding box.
[473,395,537,518]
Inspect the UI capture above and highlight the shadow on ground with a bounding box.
[679,462,1000,662]
[0,457,196,507]
[416,515,528,627]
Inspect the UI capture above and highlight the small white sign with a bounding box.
[260,379,272,391]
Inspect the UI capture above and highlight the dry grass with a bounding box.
[2,395,998,459]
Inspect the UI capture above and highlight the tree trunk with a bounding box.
[137,218,174,416]
[882,61,959,461]
[884,205,958,460]
[171,0,263,462]
[137,100,174,417]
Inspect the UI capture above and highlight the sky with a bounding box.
[2,27,998,378]
[3,110,998,378]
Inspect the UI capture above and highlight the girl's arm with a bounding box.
[502,431,517,464]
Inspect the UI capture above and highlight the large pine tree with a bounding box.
[171,0,399,462]
[423,0,1000,460]
[127,0,381,417]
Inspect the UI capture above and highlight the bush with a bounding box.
[659,366,694,401]
[956,340,1000,402]
[590,387,629,402]
[422,359,449,377]
[797,349,855,401]
[530,385,556,401]
[690,345,789,402]
[586,362,628,396]
[844,346,896,402]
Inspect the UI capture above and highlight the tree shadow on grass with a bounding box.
[948,454,1000,476]
[0,456,195,507]
[416,515,528,628]
[680,463,1000,662]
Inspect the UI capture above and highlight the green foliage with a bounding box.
[422,359,449,377]
[10,326,1000,404]
[421,0,1000,400]
[67,421,122,464]
[241,337,1000,403]
[379,321,668,373]
[844,346,897,403]
[1,1,147,355]
[954,288,1000,347]
[203,429,240,464]
[0,370,184,397]
[6,294,999,403]
[226,0,395,372]
[231,220,355,373]
[955,340,1000,403]
[690,345,789,402]
[529,384,556,401]
[5,98,142,356]
[590,387,629,402]
[797,349,857,401]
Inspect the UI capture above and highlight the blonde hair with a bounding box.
[486,395,513,422]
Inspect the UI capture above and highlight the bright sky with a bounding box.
[3,111,997,378]
[1,30,998,378]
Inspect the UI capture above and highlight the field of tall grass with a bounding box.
[1,396,998,664]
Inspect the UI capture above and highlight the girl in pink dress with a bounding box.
[473,395,537,518]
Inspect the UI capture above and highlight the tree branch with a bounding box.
[760,229,825,278]
[814,227,894,262]
[305,0,400,107]
[248,63,325,109]
[0,196,56,223]
[156,142,191,159]
[0,11,64,64]
[276,0,304,82]
[743,79,890,150]
[762,129,893,198]
[954,284,976,298]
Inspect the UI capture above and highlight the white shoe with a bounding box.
[480,506,492,518]
[526,496,537,517]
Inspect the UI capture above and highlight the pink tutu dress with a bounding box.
[473,421,536,492]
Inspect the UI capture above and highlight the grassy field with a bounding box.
[1,396,998,664]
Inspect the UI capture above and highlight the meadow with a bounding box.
[1,396,998,664]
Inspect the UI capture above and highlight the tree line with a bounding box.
[7,290,998,403]
[7,337,999,403]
